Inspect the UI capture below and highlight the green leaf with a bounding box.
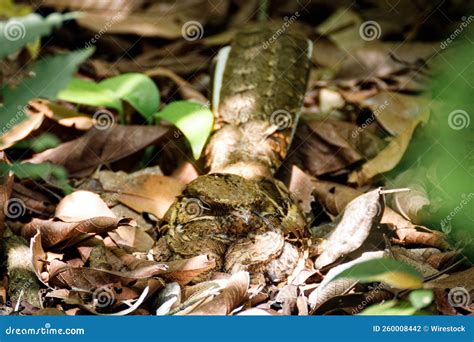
[0,162,71,193]
[57,78,122,112]
[408,289,433,309]
[0,48,94,134]
[0,12,79,59]
[359,301,419,315]
[155,101,213,159]
[332,258,423,289]
[100,73,159,122]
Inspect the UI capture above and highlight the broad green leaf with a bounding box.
[0,48,94,134]
[57,78,122,112]
[100,73,159,122]
[155,101,213,159]
[408,289,433,309]
[359,301,419,315]
[0,12,79,59]
[332,258,423,289]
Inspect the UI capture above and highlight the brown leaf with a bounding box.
[314,188,384,269]
[21,216,122,248]
[0,111,44,150]
[29,99,95,130]
[426,268,474,291]
[361,92,430,136]
[187,271,249,315]
[348,110,429,185]
[0,154,14,235]
[116,174,185,219]
[161,255,217,286]
[27,125,169,177]
[114,250,215,286]
[388,168,430,223]
[297,120,385,176]
[55,190,116,222]
[382,209,449,250]
[11,182,55,217]
[108,226,154,253]
[44,0,226,39]
[311,179,361,216]
[288,165,314,214]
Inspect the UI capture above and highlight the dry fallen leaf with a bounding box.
[21,216,125,249]
[28,125,169,177]
[315,188,384,269]
[297,120,385,176]
[187,271,250,315]
[361,92,430,136]
[55,190,116,222]
[116,174,185,219]
[388,168,431,223]
[108,226,154,253]
[348,110,429,185]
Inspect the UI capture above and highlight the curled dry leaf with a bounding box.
[315,188,384,269]
[114,250,216,286]
[55,190,116,222]
[388,168,430,223]
[27,125,169,177]
[383,210,449,250]
[296,120,385,176]
[348,110,429,185]
[425,268,474,291]
[29,99,95,130]
[0,111,44,150]
[311,179,361,217]
[108,226,154,253]
[288,165,314,214]
[187,271,250,315]
[44,258,167,290]
[155,282,181,315]
[21,216,125,249]
[161,255,217,286]
[361,92,430,136]
[116,174,185,219]
[310,177,449,251]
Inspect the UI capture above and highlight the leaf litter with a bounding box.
[0,0,472,316]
